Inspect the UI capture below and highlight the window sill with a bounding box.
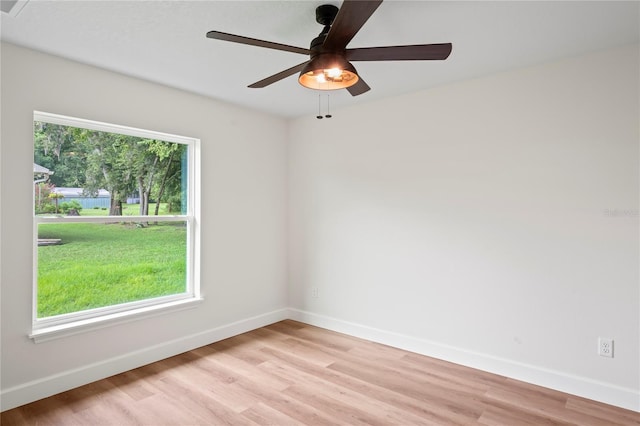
[30,297,204,343]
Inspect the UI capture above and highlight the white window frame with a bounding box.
[31,111,201,343]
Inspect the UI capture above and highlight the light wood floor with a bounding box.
[2,320,639,425]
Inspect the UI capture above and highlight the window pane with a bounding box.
[37,222,187,318]
[34,121,188,217]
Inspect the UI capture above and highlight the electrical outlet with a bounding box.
[598,337,613,358]
[311,287,319,299]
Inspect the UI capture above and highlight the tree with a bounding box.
[34,122,89,188]
[153,144,185,216]
[34,122,186,219]
[131,139,160,216]
[146,141,183,215]
[48,192,64,214]
[83,132,134,216]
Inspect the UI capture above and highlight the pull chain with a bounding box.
[315,94,334,119]
[316,94,323,119]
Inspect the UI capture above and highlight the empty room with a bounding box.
[1,0,639,424]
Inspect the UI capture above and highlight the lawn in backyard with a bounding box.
[37,221,187,318]
[79,202,175,216]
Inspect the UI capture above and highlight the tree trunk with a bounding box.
[138,177,147,216]
[138,156,158,216]
[109,197,122,216]
[142,189,151,215]
[154,150,176,216]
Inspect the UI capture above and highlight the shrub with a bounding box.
[166,194,182,213]
[36,204,57,214]
[60,201,83,214]
[34,182,56,213]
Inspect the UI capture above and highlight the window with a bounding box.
[32,111,200,341]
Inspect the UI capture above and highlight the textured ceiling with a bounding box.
[1,1,638,118]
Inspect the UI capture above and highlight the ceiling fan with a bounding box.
[206,0,452,96]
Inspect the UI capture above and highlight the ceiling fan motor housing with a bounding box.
[316,4,339,26]
[310,5,339,55]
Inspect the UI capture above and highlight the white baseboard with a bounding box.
[289,308,640,413]
[3,307,638,413]
[0,308,289,412]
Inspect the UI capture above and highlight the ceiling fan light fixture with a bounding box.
[207,1,452,97]
[298,54,359,90]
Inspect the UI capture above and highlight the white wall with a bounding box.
[2,41,639,412]
[0,43,288,409]
[288,44,640,410]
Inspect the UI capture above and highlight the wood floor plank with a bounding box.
[283,383,393,426]
[328,358,487,425]
[484,378,633,426]
[232,377,341,426]
[565,396,640,425]
[147,375,257,425]
[105,369,156,402]
[73,398,146,426]
[276,323,363,353]
[401,351,509,390]
[264,334,491,424]
[477,403,575,426]
[210,333,274,366]
[257,335,488,425]
[2,320,639,425]
[241,401,305,426]
[205,347,293,391]
[260,345,471,425]
[259,359,437,426]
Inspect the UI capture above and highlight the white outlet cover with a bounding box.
[598,337,614,358]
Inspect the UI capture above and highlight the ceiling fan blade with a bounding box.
[248,61,310,88]
[323,0,383,51]
[347,43,452,61]
[206,30,310,55]
[347,77,371,96]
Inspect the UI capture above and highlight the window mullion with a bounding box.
[35,215,188,224]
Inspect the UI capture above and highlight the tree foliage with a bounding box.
[34,123,87,188]
[34,122,185,217]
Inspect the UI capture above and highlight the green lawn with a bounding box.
[37,222,187,318]
[81,202,174,216]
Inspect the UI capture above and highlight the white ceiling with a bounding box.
[1,1,638,118]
